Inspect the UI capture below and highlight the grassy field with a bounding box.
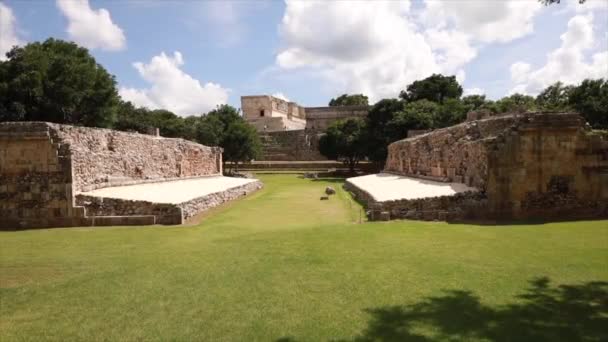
[1,174,607,341]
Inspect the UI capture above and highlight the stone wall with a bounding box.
[50,123,222,192]
[76,180,262,225]
[0,121,224,229]
[383,113,608,221]
[0,122,83,228]
[344,180,486,221]
[304,105,369,131]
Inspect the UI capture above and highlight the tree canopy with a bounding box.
[328,94,369,107]
[0,38,119,127]
[319,118,367,172]
[567,79,607,129]
[400,74,463,104]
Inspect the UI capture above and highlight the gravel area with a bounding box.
[346,173,478,202]
[79,176,258,204]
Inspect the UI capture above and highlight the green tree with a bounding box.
[365,99,405,163]
[536,82,574,111]
[568,78,608,129]
[319,118,367,172]
[0,38,119,127]
[329,94,369,106]
[462,94,488,112]
[222,120,261,171]
[386,100,436,139]
[495,93,537,113]
[436,98,468,127]
[194,105,261,171]
[400,74,463,104]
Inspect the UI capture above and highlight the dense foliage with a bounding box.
[0,38,119,127]
[399,74,463,104]
[319,118,367,172]
[335,74,608,165]
[328,94,369,106]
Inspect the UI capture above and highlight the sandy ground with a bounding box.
[80,176,258,204]
[347,173,478,202]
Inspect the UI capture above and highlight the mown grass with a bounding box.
[1,174,607,341]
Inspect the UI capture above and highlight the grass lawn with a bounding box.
[1,174,607,341]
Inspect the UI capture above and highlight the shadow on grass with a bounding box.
[338,277,608,342]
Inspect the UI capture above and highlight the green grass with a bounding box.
[1,174,607,341]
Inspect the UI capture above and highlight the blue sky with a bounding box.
[1,0,607,116]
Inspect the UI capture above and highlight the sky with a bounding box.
[1,0,607,116]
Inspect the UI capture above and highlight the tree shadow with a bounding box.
[343,277,608,342]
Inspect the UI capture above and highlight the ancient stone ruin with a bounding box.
[347,113,608,222]
[241,95,368,161]
[0,122,262,229]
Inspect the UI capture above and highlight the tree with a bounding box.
[193,105,261,171]
[386,100,436,139]
[365,99,405,163]
[400,74,463,104]
[535,82,574,111]
[462,94,488,112]
[494,93,537,113]
[319,118,367,172]
[568,78,608,129]
[0,38,119,127]
[222,120,261,171]
[436,98,468,127]
[329,94,369,106]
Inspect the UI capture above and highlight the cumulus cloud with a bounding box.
[56,0,125,51]
[274,0,548,101]
[272,93,290,101]
[509,14,607,95]
[119,51,229,116]
[0,2,23,60]
[464,87,484,96]
[276,0,442,101]
[421,0,543,44]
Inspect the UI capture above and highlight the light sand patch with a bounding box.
[80,176,258,204]
[347,173,478,202]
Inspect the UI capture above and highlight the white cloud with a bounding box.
[272,93,290,101]
[568,0,608,13]
[510,14,607,95]
[274,0,548,102]
[276,0,442,101]
[0,2,23,60]
[56,0,125,51]
[119,51,229,116]
[421,0,543,44]
[510,62,532,84]
[464,87,484,96]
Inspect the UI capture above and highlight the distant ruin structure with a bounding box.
[241,95,368,160]
[347,112,608,222]
[0,122,261,229]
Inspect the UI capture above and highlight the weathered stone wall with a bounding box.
[50,123,222,192]
[0,121,224,228]
[75,180,262,224]
[385,115,518,189]
[304,105,369,131]
[383,113,608,221]
[0,122,83,228]
[344,180,486,221]
[485,114,608,219]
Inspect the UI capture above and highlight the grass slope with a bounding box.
[1,174,607,341]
